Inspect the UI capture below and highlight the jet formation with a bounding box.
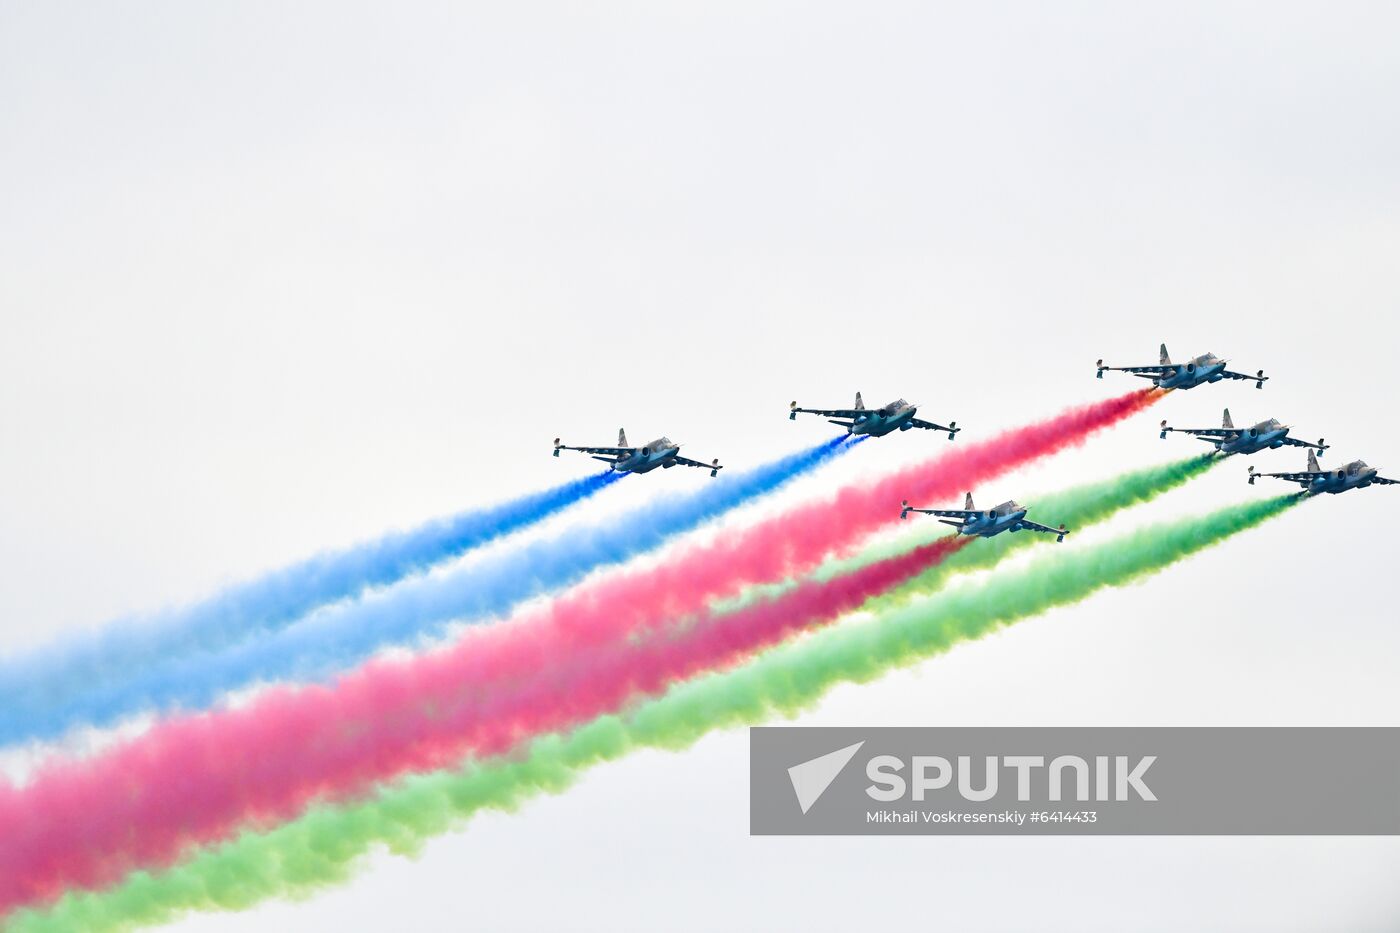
[551,343,1392,537]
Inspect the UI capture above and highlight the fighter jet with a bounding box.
[1159,408,1327,457]
[789,392,959,439]
[553,429,722,477]
[1097,344,1267,390]
[900,492,1068,542]
[1248,450,1397,496]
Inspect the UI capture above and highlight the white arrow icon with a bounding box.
[787,741,865,814]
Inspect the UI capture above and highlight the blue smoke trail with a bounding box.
[0,471,620,745]
[2,438,855,744]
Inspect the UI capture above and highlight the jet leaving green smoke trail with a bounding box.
[718,453,1220,612]
[9,488,1292,933]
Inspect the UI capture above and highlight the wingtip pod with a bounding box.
[1159,419,1169,439]
[900,499,910,520]
[1057,523,1068,543]
[947,420,959,440]
[709,458,721,478]
[789,400,798,420]
[1248,464,1257,485]
[1318,438,1327,455]
[553,437,562,457]
[1096,358,1105,378]
[1255,369,1267,389]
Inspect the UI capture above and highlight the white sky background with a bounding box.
[2,2,1399,930]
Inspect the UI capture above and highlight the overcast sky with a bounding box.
[2,2,1399,930]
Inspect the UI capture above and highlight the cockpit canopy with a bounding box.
[650,437,676,451]
[886,398,910,410]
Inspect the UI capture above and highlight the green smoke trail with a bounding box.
[716,453,1220,612]
[9,488,1293,933]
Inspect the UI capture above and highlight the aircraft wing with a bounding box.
[556,444,633,457]
[1174,428,1236,438]
[907,507,975,519]
[1097,363,1174,378]
[1219,368,1269,388]
[791,406,867,419]
[1278,436,1328,452]
[672,455,722,476]
[907,417,960,436]
[1249,469,1318,485]
[1373,475,1399,485]
[1018,519,1065,536]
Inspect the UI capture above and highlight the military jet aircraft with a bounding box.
[900,492,1068,542]
[553,429,722,477]
[1248,450,1397,496]
[1160,408,1327,457]
[789,392,959,439]
[1097,344,1267,390]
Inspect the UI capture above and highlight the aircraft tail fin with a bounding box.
[964,491,975,511]
[1159,343,1171,365]
[1222,408,1234,430]
[1307,450,1321,472]
[853,391,865,411]
[618,428,629,448]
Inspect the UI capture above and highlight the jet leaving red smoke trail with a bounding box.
[0,389,1158,915]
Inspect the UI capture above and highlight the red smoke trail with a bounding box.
[0,536,966,912]
[0,389,1155,913]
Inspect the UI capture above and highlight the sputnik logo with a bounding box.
[787,741,865,814]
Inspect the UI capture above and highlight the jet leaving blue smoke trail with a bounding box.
[2,438,855,744]
[0,471,621,746]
